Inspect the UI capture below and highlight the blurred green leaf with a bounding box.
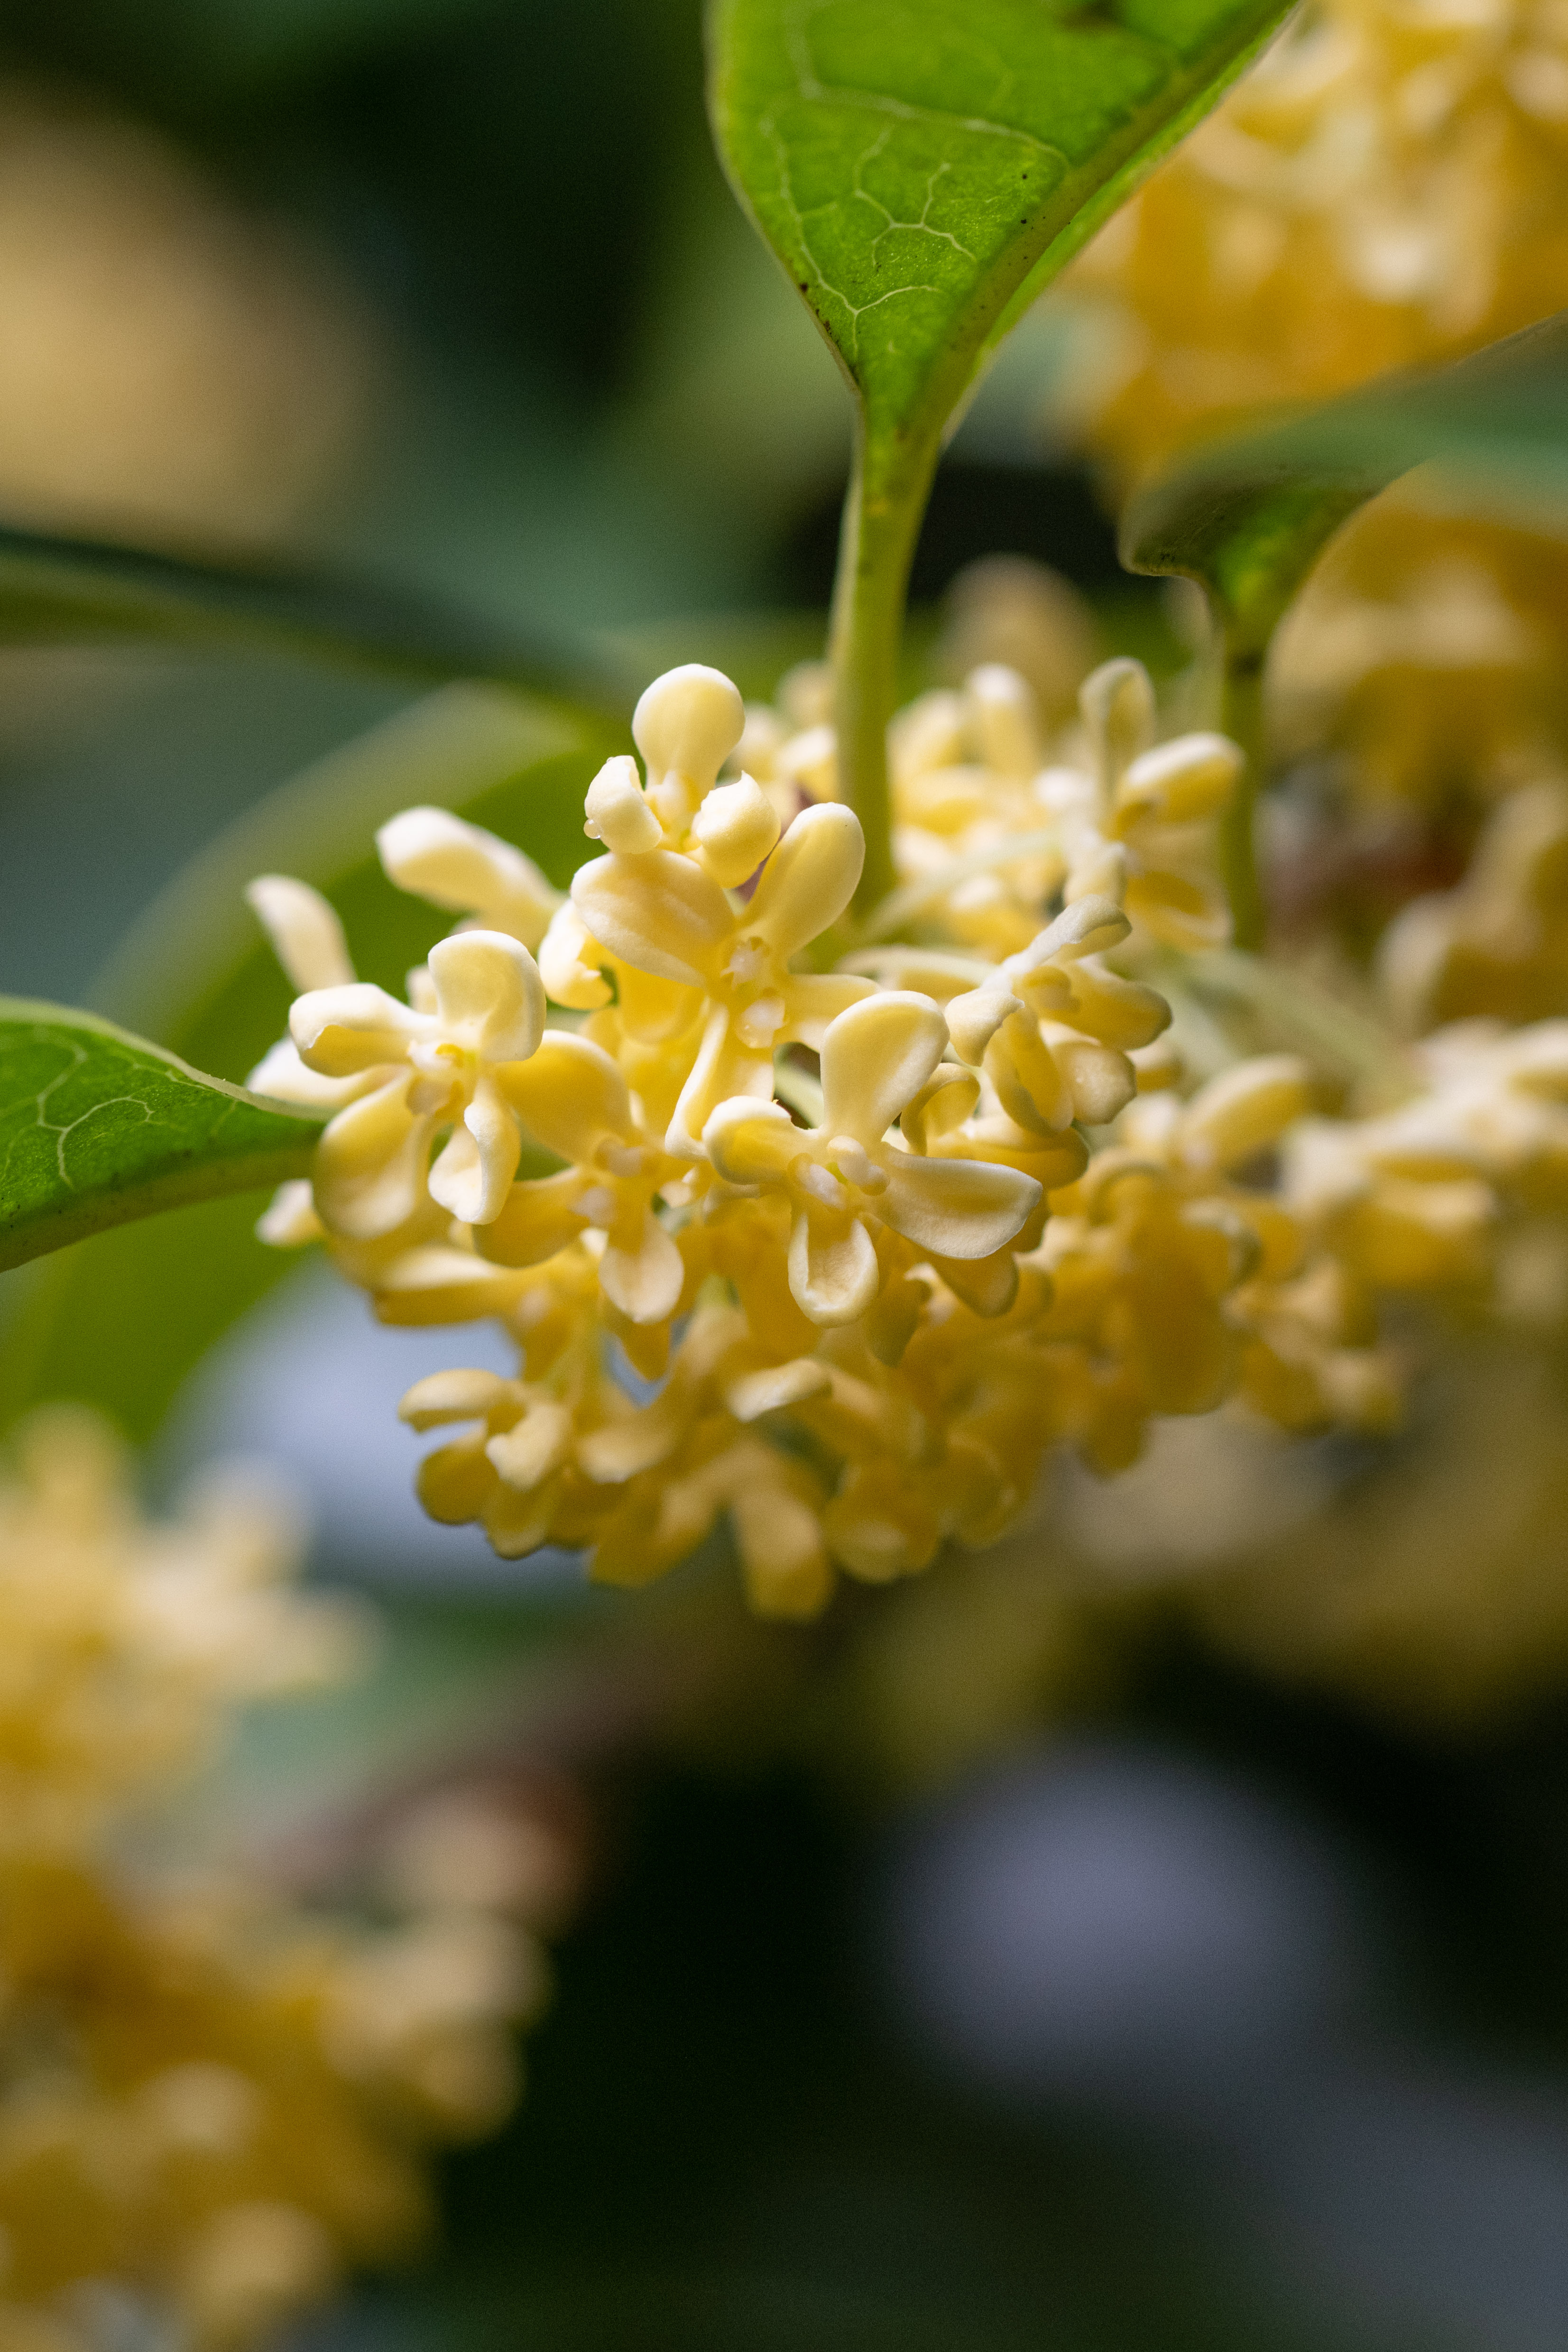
[1120,306,1568,653]
[0,522,628,713]
[0,684,623,1438]
[706,0,1299,459]
[0,999,323,1273]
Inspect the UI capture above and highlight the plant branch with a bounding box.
[830,419,941,919]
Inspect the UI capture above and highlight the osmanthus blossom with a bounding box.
[0,1409,549,2349]
[237,654,1568,1621]
[570,794,876,1156]
[702,991,1042,1326]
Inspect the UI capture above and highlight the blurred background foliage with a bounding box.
[11,2,1568,2347]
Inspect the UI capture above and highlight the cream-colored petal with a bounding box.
[1038,1024,1137,1126]
[538,902,613,1010]
[1181,1054,1311,1171]
[632,664,745,802]
[503,1031,631,1163]
[487,1402,572,1491]
[702,1096,800,1186]
[400,1367,517,1430]
[482,1479,558,1559]
[691,772,780,886]
[1014,893,1131,969]
[899,1067,980,1154]
[819,991,947,1144]
[572,849,732,987]
[787,1203,880,1326]
[428,931,545,1063]
[477,1169,588,1267]
[600,1209,684,1326]
[315,1079,433,1239]
[1058,956,1171,1051]
[729,1471,833,1620]
[583,756,663,854]
[246,876,354,992]
[1080,656,1155,793]
[748,802,864,954]
[255,1179,323,1248]
[418,1434,496,1525]
[290,983,425,1077]
[374,1246,528,1324]
[668,1008,772,1158]
[247,1038,367,1109]
[777,970,876,1050]
[1122,869,1232,953]
[875,1147,1042,1258]
[723,1358,832,1420]
[375,807,559,946]
[429,1074,521,1225]
[985,1010,1075,1134]
[944,987,1023,1067]
[1113,733,1240,827]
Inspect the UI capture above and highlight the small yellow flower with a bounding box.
[703,991,1042,1326]
[572,797,874,1154]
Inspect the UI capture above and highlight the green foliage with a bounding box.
[707,0,1299,447]
[0,522,627,713]
[0,1000,323,1275]
[706,0,1300,906]
[0,686,622,1440]
[1120,306,1568,947]
[1120,307,1568,655]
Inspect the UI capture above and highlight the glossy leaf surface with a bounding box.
[707,0,1301,450]
[0,685,622,1439]
[0,1000,323,1273]
[1121,308,1568,651]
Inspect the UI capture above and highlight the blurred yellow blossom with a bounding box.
[0,1410,551,2349]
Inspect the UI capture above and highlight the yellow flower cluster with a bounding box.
[246,655,1568,1625]
[1064,0,1568,484]
[0,1411,550,2351]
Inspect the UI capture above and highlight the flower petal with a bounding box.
[572,850,731,988]
[633,664,745,802]
[748,802,864,955]
[315,1078,432,1238]
[503,1032,632,1163]
[668,1006,772,1158]
[375,1247,529,1324]
[290,983,424,1077]
[428,931,545,1063]
[875,1148,1041,1259]
[777,970,876,1050]
[787,1204,880,1326]
[702,1095,800,1186]
[247,1038,367,1109]
[429,1075,522,1225]
[246,876,354,992]
[820,991,948,1144]
[600,1210,684,1325]
[538,903,613,1010]
[375,807,559,946]
[478,1169,589,1267]
[400,1368,517,1429]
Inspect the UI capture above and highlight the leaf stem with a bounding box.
[829,420,940,919]
[1218,625,1267,954]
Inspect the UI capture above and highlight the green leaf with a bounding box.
[705,0,1300,910]
[0,999,324,1275]
[0,521,628,713]
[1119,307,1568,949]
[1120,307,1568,655]
[707,0,1301,446]
[0,684,623,1440]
